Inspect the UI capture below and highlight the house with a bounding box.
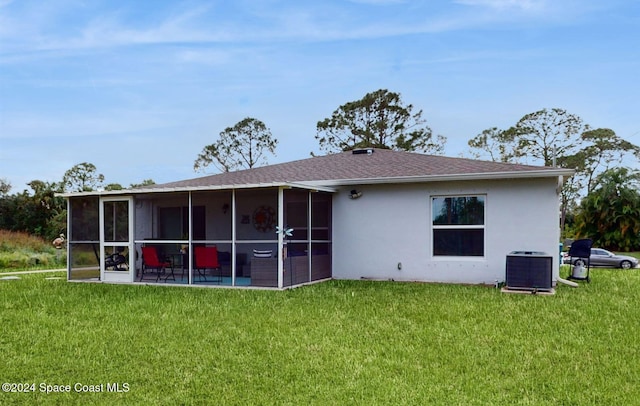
[60,148,574,288]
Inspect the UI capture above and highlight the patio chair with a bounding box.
[141,246,174,282]
[194,246,222,283]
[104,247,127,271]
[567,238,592,282]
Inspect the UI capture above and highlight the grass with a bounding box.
[0,230,66,271]
[1,268,640,405]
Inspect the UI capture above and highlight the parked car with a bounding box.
[563,248,639,269]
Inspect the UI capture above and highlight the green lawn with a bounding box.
[2,268,640,405]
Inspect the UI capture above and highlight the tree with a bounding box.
[315,89,445,154]
[130,179,156,188]
[105,183,124,191]
[467,108,640,238]
[566,128,640,194]
[505,108,588,165]
[574,167,640,251]
[194,117,277,173]
[0,178,10,196]
[467,127,518,162]
[468,108,588,236]
[27,180,65,239]
[0,180,65,239]
[62,162,105,192]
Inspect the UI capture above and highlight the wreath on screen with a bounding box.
[252,205,276,232]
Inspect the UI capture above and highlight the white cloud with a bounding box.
[0,0,580,61]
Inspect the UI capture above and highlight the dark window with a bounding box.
[432,196,485,257]
[158,206,205,240]
[433,229,484,256]
[104,200,129,242]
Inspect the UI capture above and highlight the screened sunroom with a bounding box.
[62,184,333,289]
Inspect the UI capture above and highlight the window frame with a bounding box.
[430,194,486,258]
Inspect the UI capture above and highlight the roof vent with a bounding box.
[352,148,374,155]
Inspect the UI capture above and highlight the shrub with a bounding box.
[0,230,65,270]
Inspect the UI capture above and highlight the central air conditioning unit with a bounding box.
[505,251,553,291]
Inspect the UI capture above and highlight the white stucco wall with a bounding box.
[331,177,561,285]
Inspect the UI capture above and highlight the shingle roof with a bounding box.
[150,148,573,190]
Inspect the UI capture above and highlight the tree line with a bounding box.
[2,89,639,249]
[0,163,154,241]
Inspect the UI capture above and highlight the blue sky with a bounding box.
[1,0,639,192]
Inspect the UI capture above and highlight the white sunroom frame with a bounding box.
[62,182,335,289]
